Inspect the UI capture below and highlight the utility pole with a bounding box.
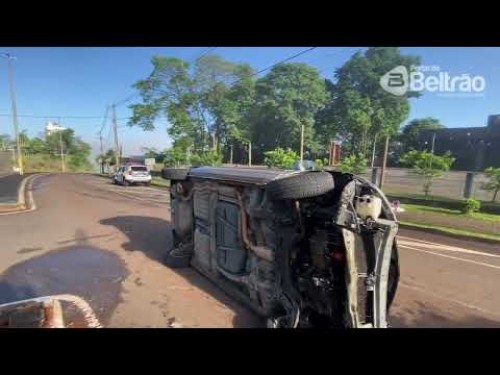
[59,130,65,173]
[379,135,390,189]
[248,141,252,167]
[99,106,109,174]
[230,143,234,165]
[112,104,120,170]
[300,124,304,164]
[2,53,23,174]
[370,134,378,170]
[99,133,104,174]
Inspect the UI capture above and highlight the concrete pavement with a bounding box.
[1,173,500,327]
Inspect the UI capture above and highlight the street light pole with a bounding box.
[2,53,23,174]
[300,124,304,164]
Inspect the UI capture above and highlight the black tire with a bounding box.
[266,172,335,200]
[165,248,192,268]
[162,168,189,181]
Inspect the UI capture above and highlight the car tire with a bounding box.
[162,168,189,181]
[266,172,335,200]
[165,247,192,268]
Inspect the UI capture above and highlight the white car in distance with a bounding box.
[113,163,152,186]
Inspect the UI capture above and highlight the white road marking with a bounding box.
[399,281,500,319]
[400,244,500,271]
[398,237,500,259]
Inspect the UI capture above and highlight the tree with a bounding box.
[329,48,421,157]
[340,153,368,175]
[264,147,298,169]
[400,150,455,198]
[250,63,328,161]
[0,134,12,150]
[128,54,249,162]
[481,167,500,202]
[400,117,445,152]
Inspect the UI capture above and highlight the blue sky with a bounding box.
[0,47,498,159]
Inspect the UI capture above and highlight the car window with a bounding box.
[131,166,148,172]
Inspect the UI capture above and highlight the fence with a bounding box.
[364,168,496,202]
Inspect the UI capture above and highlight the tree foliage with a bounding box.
[481,167,500,202]
[317,48,421,157]
[400,150,455,198]
[264,147,298,169]
[400,117,445,151]
[340,153,368,175]
[128,49,423,167]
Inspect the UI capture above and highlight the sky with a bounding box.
[0,46,499,160]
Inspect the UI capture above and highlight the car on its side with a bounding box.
[113,163,152,186]
[161,166,400,328]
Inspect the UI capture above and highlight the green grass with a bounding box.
[403,203,500,223]
[400,221,500,242]
[150,176,170,188]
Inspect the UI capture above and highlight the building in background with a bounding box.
[45,122,66,137]
[418,115,500,171]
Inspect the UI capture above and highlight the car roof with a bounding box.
[187,166,308,185]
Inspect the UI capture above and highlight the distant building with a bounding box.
[418,115,500,171]
[45,122,66,137]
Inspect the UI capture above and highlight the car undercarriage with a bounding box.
[163,167,400,328]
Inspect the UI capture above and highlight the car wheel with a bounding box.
[165,242,193,269]
[266,172,335,200]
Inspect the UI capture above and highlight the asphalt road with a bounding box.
[0,174,24,204]
[1,173,499,328]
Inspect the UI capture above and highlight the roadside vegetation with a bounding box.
[1,129,92,173]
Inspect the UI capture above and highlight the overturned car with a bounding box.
[162,166,400,328]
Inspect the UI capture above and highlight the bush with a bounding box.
[340,153,367,175]
[461,198,481,215]
[264,147,298,169]
[189,150,222,167]
[314,158,329,170]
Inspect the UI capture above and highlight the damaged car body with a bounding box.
[162,167,400,328]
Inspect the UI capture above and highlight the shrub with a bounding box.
[264,147,298,169]
[461,198,481,215]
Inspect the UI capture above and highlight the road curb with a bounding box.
[399,223,500,245]
[0,173,44,215]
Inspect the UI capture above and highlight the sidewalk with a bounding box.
[0,174,25,204]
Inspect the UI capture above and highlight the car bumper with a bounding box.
[124,176,152,182]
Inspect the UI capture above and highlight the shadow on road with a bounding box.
[0,246,128,326]
[99,215,264,328]
[389,299,500,328]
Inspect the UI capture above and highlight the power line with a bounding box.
[252,47,317,78]
[228,47,318,87]
[0,113,130,121]
[99,106,110,134]
[114,47,218,108]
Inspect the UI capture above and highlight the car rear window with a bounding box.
[131,166,148,172]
